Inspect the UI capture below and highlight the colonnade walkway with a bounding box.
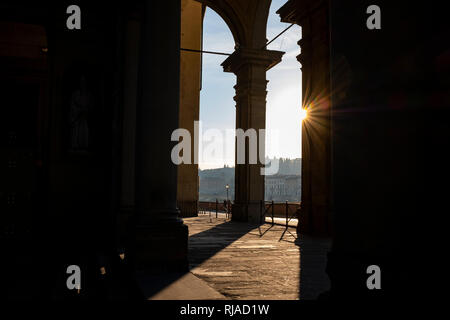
[183,214,331,300]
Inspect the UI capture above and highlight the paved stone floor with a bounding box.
[184,214,332,300]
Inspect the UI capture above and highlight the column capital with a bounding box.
[277,0,327,24]
[221,47,284,74]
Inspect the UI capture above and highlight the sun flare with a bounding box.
[299,108,308,122]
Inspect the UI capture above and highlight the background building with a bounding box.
[199,158,301,202]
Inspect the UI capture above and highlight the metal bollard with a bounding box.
[271,200,274,226]
[285,201,288,228]
[260,200,263,225]
[216,199,218,219]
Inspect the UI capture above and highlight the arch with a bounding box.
[195,0,245,47]
[251,0,272,48]
[198,6,236,170]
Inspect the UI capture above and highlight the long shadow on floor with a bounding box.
[187,219,257,268]
[139,218,256,299]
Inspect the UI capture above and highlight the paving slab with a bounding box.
[184,214,332,300]
[142,272,226,300]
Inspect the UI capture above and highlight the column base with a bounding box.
[177,201,199,218]
[133,218,188,273]
[231,201,262,224]
[298,204,332,237]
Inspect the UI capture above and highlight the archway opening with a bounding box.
[182,0,306,300]
[197,7,236,205]
[265,0,302,206]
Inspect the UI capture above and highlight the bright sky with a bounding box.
[199,0,302,170]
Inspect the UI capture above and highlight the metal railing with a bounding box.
[260,200,300,228]
[198,199,232,219]
[197,200,299,228]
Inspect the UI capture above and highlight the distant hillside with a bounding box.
[198,158,301,201]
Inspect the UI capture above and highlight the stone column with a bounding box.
[177,0,203,218]
[117,17,140,244]
[222,48,283,224]
[277,0,332,236]
[134,0,188,271]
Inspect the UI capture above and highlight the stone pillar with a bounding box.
[118,17,140,244]
[177,0,203,218]
[277,0,332,236]
[134,0,188,272]
[221,48,283,224]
